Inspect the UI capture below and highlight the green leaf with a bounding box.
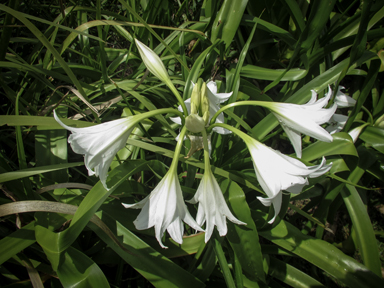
[269,257,325,288]
[57,247,110,288]
[257,211,384,288]
[301,133,358,161]
[210,0,248,50]
[221,179,266,284]
[91,210,205,288]
[0,162,83,183]
[240,65,306,81]
[359,126,384,154]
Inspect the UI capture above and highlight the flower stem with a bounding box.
[135,108,184,124]
[209,122,255,144]
[209,100,271,125]
[167,83,189,117]
[202,129,211,172]
[169,126,188,173]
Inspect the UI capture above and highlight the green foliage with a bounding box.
[1,0,384,287]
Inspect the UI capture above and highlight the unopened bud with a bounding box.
[201,83,209,115]
[185,114,205,133]
[202,111,210,125]
[190,83,201,114]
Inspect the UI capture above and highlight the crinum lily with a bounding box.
[122,127,203,248]
[54,108,183,190]
[209,87,337,158]
[187,130,246,242]
[211,123,332,223]
[266,88,337,158]
[171,80,233,135]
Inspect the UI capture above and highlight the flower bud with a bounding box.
[135,39,171,85]
[190,81,201,115]
[202,111,210,125]
[201,83,209,115]
[185,114,206,133]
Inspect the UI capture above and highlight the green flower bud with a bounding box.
[190,82,201,115]
[202,111,210,125]
[201,82,209,114]
[185,114,205,133]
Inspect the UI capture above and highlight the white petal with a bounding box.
[326,114,348,134]
[188,170,246,243]
[268,87,336,157]
[54,110,135,189]
[280,124,302,158]
[348,125,365,143]
[170,99,192,125]
[244,135,332,223]
[123,171,203,248]
[335,87,356,108]
[207,81,218,94]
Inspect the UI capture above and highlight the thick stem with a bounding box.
[209,100,270,125]
[169,126,188,172]
[202,129,211,172]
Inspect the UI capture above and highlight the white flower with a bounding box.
[266,87,337,158]
[335,86,356,108]
[348,125,365,143]
[171,81,233,135]
[326,114,348,134]
[135,39,171,85]
[122,171,204,248]
[187,169,246,242]
[243,135,332,223]
[54,110,136,189]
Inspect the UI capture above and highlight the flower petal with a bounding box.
[54,110,135,189]
[243,134,332,223]
[188,170,246,243]
[123,171,203,248]
[268,87,336,157]
[335,86,356,108]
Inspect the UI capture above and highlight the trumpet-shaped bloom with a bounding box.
[122,171,204,248]
[267,88,337,158]
[54,110,136,189]
[335,86,356,108]
[135,39,171,85]
[243,135,332,223]
[171,81,233,135]
[187,169,246,242]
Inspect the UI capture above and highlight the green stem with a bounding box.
[202,129,211,172]
[134,108,184,125]
[361,106,374,125]
[168,83,189,117]
[210,100,272,125]
[169,126,188,172]
[209,122,252,143]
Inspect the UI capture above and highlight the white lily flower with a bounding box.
[171,81,233,135]
[335,86,356,108]
[243,134,332,223]
[122,171,204,248]
[326,114,348,134]
[266,87,337,158]
[54,110,136,189]
[135,39,171,85]
[187,168,246,243]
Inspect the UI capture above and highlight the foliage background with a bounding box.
[1,0,384,287]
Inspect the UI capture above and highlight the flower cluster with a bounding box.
[55,39,336,248]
